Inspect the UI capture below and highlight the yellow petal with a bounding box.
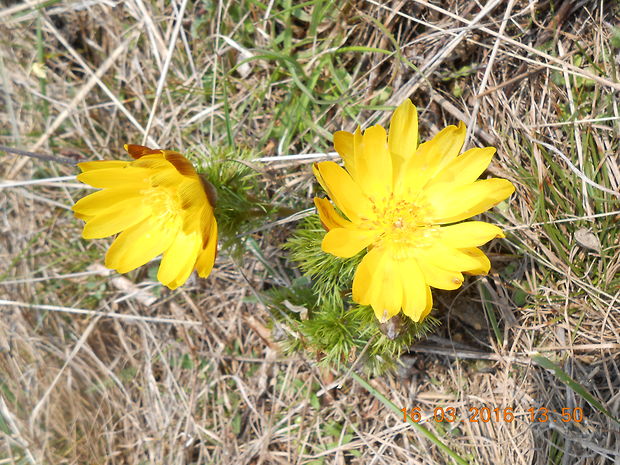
[77,167,152,189]
[149,166,186,189]
[321,227,379,258]
[428,121,466,169]
[352,246,382,306]
[356,125,392,200]
[351,126,362,178]
[398,259,428,322]
[312,162,330,195]
[314,161,374,223]
[314,197,350,230]
[352,247,402,321]
[81,198,150,239]
[418,260,464,290]
[195,219,218,277]
[105,217,180,273]
[460,247,491,275]
[371,253,403,322]
[124,144,162,159]
[198,203,216,246]
[396,121,466,196]
[73,211,93,222]
[420,286,433,320]
[416,243,487,272]
[78,160,130,172]
[427,178,515,224]
[177,178,207,209]
[132,154,180,183]
[163,151,199,178]
[157,231,202,289]
[333,130,357,179]
[72,187,141,216]
[177,180,210,233]
[425,147,495,189]
[439,221,505,248]
[388,99,418,175]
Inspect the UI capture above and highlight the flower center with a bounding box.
[146,187,182,227]
[365,195,438,259]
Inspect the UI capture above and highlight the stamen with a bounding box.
[146,188,180,223]
[362,195,437,256]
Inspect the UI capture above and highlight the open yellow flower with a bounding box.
[72,144,217,290]
[313,100,515,323]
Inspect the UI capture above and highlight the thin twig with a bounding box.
[0,175,80,189]
[525,116,620,128]
[253,152,338,162]
[503,210,620,231]
[0,270,109,285]
[0,145,76,165]
[0,299,202,326]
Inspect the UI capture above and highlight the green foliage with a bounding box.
[186,0,414,154]
[266,215,440,375]
[189,146,279,258]
[508,102,619,295]
[189,148,443,373]
[286,215,363,307]
[611,26,620,49]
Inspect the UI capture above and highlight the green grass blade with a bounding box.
[478,283,502,345]
[221,76,234,147]
[532,354,620,425]
[350,372,469,465]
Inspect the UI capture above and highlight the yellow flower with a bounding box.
[313,100,515,323]
[72,144,218,290]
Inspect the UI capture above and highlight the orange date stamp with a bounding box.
[401,406,584,423]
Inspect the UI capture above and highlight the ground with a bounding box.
[0,0,619,464]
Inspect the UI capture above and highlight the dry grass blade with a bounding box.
[532,138,620,198]
[6,37,138,177]
[1,1,619,463]
[0,300,202,326]
[142,0,189,143]
[28,316,101,432]
[409,0,620,90]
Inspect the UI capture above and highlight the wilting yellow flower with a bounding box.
[313,100,515,323]
[73,145,217,290]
